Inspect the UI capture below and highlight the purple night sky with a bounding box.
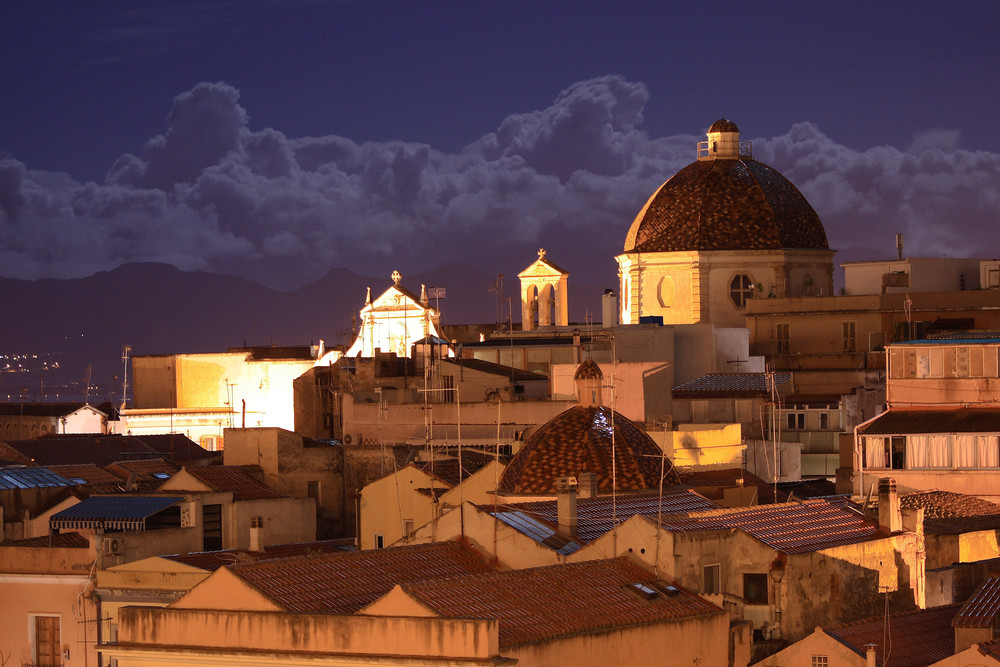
[2,0,999,292]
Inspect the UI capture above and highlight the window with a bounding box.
[734,399,753,423]
[33,615,62,666]
[743,573,768,605]
[403,519,414,535]
[819,413,829,430]
[730,274,754,307]
[787,412,805,430]
[374,534,385,549]
[776,323,790,353]
[811,657,829,666]
[703,564,721,594]
[442,375,455,402]
[842,321,857,352]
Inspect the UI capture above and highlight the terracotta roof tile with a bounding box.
[229,542,494,614]
[1,532,91,548]
[401,558,722,647]
[46,464,124,485]
[0,434,215,467]
[978,638,1000,659]
[107,458,180,481]
[498,405,666,494]
[658,497,879,554]
[672,372,791,397]
[420,450,503,487]
[826,604,961,667]
[182,466,284,501]
[680,467,788,504]
[162,539,355,571]
[954,576,1000,628]
[0,402,102,417]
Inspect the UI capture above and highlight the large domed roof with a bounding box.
[623,146,829,254]
[497,405,666,494]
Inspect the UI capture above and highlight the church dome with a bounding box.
[708,117,739,133]
[497,405,666,494]
[623,122,829,254]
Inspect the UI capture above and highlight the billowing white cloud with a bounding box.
[2,77,999,290]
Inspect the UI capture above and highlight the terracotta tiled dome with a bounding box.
[708,118,739,133]
[623,127,829,254]
[497,405,666,494]
[573,357,603,380]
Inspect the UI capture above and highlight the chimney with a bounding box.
[578,472,598,499]
[878,478,902,533]
[602,289,618,328]
[866,644,877,667]
[249,516,264,552]
[556,477,578,536]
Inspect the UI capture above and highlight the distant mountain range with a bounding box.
[1,262,610,401]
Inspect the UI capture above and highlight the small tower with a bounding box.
[697,118,744,160]
[518,248,570,330]
[574,357,603,407]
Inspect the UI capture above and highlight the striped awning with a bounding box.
[50,496,183,532]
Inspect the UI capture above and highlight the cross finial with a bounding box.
[538,248,546,260]
[391,270,401,284]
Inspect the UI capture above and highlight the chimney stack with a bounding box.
[578,472,598,499]
[878,478,902,533]
[866,644,877,667]
[556,477,578,536]
[249,516,264,552]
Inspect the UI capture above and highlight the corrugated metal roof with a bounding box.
[0,466,74,490]
[953,576,1000,628]
[858,409,1000,435]
[401,558,722,648]
[491,510,582,555]
[657,497,879,554]
[827,604,962,666]
[491,490,716,546]
[50,495,183,532]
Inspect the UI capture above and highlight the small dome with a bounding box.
[623,157,829,254]
[709,118,739,133]
[497,405,667,494]
[573,358,603,380]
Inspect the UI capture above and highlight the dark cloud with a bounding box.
[2,77,999,290]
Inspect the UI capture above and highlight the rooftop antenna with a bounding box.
[896,233,904,260]
[120,345,131,413]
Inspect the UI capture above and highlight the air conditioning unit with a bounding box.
[343,433,363,446]
[102,537,121,555]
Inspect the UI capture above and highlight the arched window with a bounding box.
[730,274,754,307]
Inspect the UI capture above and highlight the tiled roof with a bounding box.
[680,467,787,504]
[899,491,1000,519]
[497,405,666,494]
[162,539,355,571]
[623,157,829,254]
[107,458,180,481]
[47,464,124,485]
[709,118,739,133]
[826,604,961,667]
[574,358,603,380]
[50,495,184,532]
[491,490,717,546]
[420,450,501,487]
[0,434,214,467]
[672,372,791,397]
[657,497,879,554]
[0,402,104,417]
[0,465,74,490]
[858,409,1000,435]
[229,541,494,614]
[954,576,1000,628]
[399,558,722,648]
[978,638,1000,659]
[181,466,284,501]
[1,532,91,548]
